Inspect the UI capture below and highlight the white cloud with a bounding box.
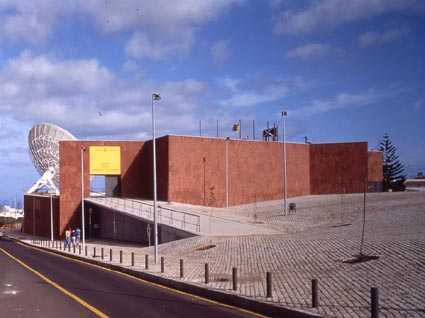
[211,40,230,65]
[286,43,333,59]
[0,51,208,139]
[358,28,408,47]
[274,0,423,34]
[0,1,243,59]
[219,81,289,107]
[125,31,193,60]
[292,89,394,117]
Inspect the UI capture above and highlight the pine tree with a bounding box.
[379,133,406,191]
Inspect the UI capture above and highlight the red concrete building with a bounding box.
[22,135,383,238]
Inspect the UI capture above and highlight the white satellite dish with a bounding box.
[27,123,77,194]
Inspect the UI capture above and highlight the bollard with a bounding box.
[312,279,319,308]
[101,248,104,260]
[85,245,88,256]
[60,241,62,250]
[161,257,165,273]
[73,245,76,253]
[120,250,123,264]
[131,252,135,267]
[266,272,272,298]
[68,244,71,252]
[93,247,96,258]
[232,267,238,291]
[180,259,184,278]
[110,249,113,262]
[145,254,149,270]
[79,245,81,255]
[371,287,379,318]
[205,263,209,284]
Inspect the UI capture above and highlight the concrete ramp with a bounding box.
[85,197,201,237]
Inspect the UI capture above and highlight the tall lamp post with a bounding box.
[152,93,161,264]
[50,193,54,241]
[81,146,86,246]
[281,111,288,215]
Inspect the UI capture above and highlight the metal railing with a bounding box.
[85,197,201,233]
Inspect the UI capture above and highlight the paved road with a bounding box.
[0,238,261,318]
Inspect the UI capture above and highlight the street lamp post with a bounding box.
[152,93,161,264]
[81,146,86,246]
[225,137,230,208]
[50,193,54,241]
[281,111,288,215]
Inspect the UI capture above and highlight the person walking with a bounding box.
[64,228,71,248]
[71,229,76,247]
[75,228,81,246]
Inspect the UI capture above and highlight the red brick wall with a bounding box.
[59,141,146,236]
[167,136,310,207]
[368,151,383,182]
[310,142,368,194]
[23,194,59,238]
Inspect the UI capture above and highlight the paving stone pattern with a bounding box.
[27,192,425,318]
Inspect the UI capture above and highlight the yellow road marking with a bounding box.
[0,246,109,318]
[18,241,268,318]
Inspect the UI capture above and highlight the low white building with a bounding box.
[0,206,23,219]
[404,179,425,192]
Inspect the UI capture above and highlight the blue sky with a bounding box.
[0,0,424,203]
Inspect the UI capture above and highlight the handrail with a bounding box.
[85,197,201,233]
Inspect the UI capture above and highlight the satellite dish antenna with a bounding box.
[27,123,77,195]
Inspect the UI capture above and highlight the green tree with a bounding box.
[379,133,406,191]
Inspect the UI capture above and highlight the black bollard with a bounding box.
[145,254,149,270]
[120,250,123,264]
[180,259,184,278]
[205,263,209,284]
[161,257,165,273]
[131,252,135,266]
[232,267,237,291]
[110,249,113,262]
[101,248,104,260]
[93,247,96,258]
[85,245,87,256]
[371,287,379,318]
[68,243,71,252]
[73,245,76,253]
[266,272,272,298]
[312,279,319,308]
[79,245,81,255]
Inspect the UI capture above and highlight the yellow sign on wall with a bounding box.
[89,146,121,175]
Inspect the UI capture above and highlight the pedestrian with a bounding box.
[64,228,71,248]
[71,229,76,247]
[76,227,81,246]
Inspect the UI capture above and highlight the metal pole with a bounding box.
[216,120,219,137]
[371,287,379,318]
[199,120,202,136]
[282,111,288,215]
[152,93,160,264]
[225,137,229,208]
[50,194,54,241]
[252,120,255,140]
[238,120,241,139]
[81,147,86,246]
[32,196,35,236]
[359,179,367,256]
